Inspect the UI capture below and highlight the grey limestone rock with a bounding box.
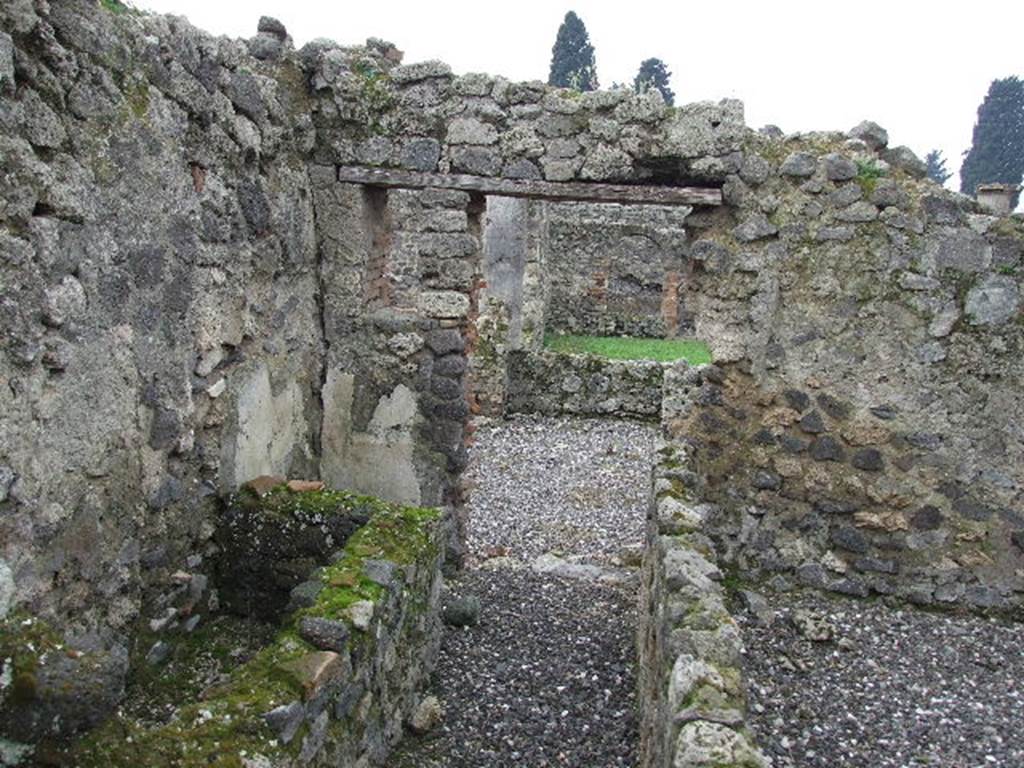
[299,616,350,653]
[811,436,845,462]
[441,594,481,627]
[732,213,778,242]
[0,33,14,94]
[779,152,817,177]
[288,580,325,611]
[391,60,452,84]
[264,701,305,745]
[883,145,927,179]
[822,153,857,181]
[848,120,889,150]
[965,274,1020,325]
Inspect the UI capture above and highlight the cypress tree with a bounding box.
[548,11,598,91]
[925,149,952,186]
[634,58,674,106]
[959,76,1024,196]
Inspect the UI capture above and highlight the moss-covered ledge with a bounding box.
[71,486,445,768]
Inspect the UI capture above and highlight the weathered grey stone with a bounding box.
[299,616,350,653]
[391,60,452,84]
[911,505,943,531]
[42,275,86,327]
[441,594,481,627]
[673,721,768,768]
[0,559,14,619]
[829,182,863,208]
[779,152,817,178]
[410,695,444,734]
[739,155,771,186]
[953,497,995,522]
[815,225,856,242]
[851,448,884,472]
[811,435,845,462]
[738,590,774,626]
[752,471,782,491]
[450,146,502,176]
[0,32,13,94]
[146,641,171,666]
[347,600,374,631]
[848,120,888,150]
[965,274,1019,326]
[419,290,470,319]
[783,389,810,411]
[799,411,826,434]
[580,144,633,181]
[263,701,304,745]
[883,146,927,179]
[257,16,288,39]
[834,201,878,222]
[363,558,401,590]
[399,138,441,171]
[288,580,325,611]
[298,710,329,763]
[822,153,857,181]
[732,213,778,242]
[831,526,869,554]
[447,117,498,145]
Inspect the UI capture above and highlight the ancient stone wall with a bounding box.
[542,201,691,338]
[666,129,1024,610]
[2,4,1023,763]
[506,348,664,419]
[0,0,747,651]
[0,1,324,648]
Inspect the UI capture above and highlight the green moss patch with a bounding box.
[544,334,712,364]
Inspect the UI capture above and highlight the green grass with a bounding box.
[99,0,134,13]
[544,334,712,364]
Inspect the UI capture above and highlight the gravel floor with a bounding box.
[391,569,638,768]
[392,414,655,767]
[738,590,1024,768]
[465,414,655,564]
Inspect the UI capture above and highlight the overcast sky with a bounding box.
[137,0,1023,193]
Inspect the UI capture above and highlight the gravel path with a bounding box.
[738,590,1024,768]
[465,415,654,564]
[393,414,656,767]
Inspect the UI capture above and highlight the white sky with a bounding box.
[136,0,1023,193]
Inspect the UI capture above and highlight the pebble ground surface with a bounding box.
[392,415,655,767]
[739,589,1024,768]
[464,415,654,563]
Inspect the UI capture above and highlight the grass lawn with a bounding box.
[543,335,713,364]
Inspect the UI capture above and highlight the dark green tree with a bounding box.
[959,76,1024,195]
[634,57,674,106]
[925,149,952,185]
[548,11,598,91]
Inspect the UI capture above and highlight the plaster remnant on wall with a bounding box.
[321,371,422,506]
[221,362,307,490]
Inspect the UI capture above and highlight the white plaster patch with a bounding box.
[0,559,13,620]
[222,362,306,489]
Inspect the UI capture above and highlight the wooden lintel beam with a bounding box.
[335,166,721,207]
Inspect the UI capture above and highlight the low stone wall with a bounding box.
[60,487,444,767]
[506,349,664,419]
[638,439,768,768]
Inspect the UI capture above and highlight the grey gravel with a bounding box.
[465,414,655,564]
[393,415,652,767]
[739,590,1024,768]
